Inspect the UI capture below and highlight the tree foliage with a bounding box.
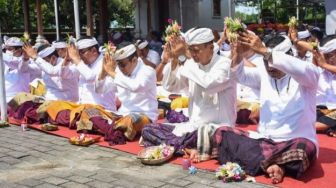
[0,0,134,33]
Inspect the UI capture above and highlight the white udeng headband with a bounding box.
[298,30,311,39]
[76,38,98,50]
[38,46,56,58]
[272,36,292,53]
[52,41,67,49]
[319,39,336,54]
[138,40,149,50]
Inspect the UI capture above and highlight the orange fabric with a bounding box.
[114,114,151,140]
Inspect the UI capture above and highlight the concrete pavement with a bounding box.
[0,125,274,188]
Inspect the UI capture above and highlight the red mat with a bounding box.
[9,117,336,188]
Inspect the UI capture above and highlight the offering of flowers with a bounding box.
[164,19,181,42]
[40,123,58,131]
[69,133,98,146]
[0,120,9,128]
[20,32,30,44]
[146,144,172,160]
[138,144,175,165]
[215,162,246,183]
[288,16,298,28]
[224,17,245,43]
[310,41,318,50]
[66,33,75,44]
[103,42,117,56]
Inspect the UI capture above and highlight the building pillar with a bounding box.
[35,0,45,47]
[98,0,108,43]
[22,0,30,33]
[86,0,94,36]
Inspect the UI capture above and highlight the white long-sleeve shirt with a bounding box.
[146,49,160,66]
[33,57,80,102]
[237,54,263,103]
[316,69,336,109]
[75,54,116,111]
[163,51,237,136]
[95,59,158,121]
[4,63,30,102]
[236,51,319,149]
[3,53,40,102]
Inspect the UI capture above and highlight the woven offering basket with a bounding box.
[69,135,100,146]
[137,145,174,165]
[40,123,58,131]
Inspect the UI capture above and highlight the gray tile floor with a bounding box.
[0,125,274,188]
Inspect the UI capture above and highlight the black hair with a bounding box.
[310,29,324,41]
[319,35,336,47]
[265,35,286,48]
[127,52,138,61]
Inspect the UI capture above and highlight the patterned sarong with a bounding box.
[114,113,151,140]
[214,127,317,178]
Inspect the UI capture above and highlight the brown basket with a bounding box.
[40,123,58,131]
[137,146,174,165]
[0,121,9,128]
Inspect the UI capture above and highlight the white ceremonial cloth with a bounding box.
[235,51,319,150]
[95,59,158,121]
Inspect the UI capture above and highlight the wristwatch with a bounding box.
[263,48,272,62]
[178,55,187,64]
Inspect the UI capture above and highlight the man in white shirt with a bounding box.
[313,35,336,136]
[23,44,79,102]
[142,28,237,162]
[136,40,161,69]
[290,28,313,62]
[95,44,158,141]
[3,37,42,101]
[216,34,319,184]
[52,40,67,59]
[67,36,116,111]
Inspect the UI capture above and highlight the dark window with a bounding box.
[213,0,221,17]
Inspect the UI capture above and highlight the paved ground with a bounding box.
[0,125,274,188]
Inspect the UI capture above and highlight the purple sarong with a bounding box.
[141,123,197,154]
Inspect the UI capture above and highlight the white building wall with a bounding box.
[134,0,235,37]
[197,0,234,31]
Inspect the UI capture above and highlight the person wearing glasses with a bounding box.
[95,44,158,142]
[67,36,116,111]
